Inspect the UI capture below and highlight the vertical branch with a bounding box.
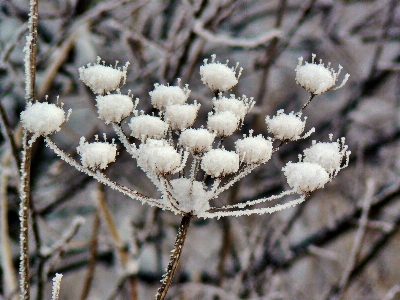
[156,214,192,300]
[79,209,101,300]
[1,169,19,300]
[95,183,138,300]
[20,0,39,299]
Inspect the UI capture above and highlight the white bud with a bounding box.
[77,137,117,170]
[95,94,133,124]
[265,110,306,141]
[201,149,239,177]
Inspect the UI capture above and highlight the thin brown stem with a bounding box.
[20,0,39,299]
[79,209,101,300]
[156,214,192,300]
[301,93,315,111]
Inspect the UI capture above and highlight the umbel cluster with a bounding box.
[21,54,350,218]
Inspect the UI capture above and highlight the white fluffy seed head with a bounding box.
[95,94,133,124]
[149,84,190,111]
[201,149,239,177]
[137,139,181,174]
[235,135,273,164]
[79,57,129,94]
[200,54,241,92]
[282,161,330,193]
[170,178,209,214]
[165,103,200,130]
[303,142,342,173]
[129,115,168,141]
[77,137,117,170]
[295,54,349,95]
[179,128,215,154]
[207,111,239,137]
[21,102,66,136]
[212,94,253,121]
[265,110,306,141]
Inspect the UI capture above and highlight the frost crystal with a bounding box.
[212,94,254,121]
[295,53,349,95]
[129,115,169,141]
[201,149,239,177]
[235,134,273,164]
[79,57,129,94]
[149,84,190,110]
[200,54,242,92]
[303,141,342,173]
[165,103,200,130]
[207,111,239,137]
[282,162,330,193]
[179,128,215,154]
[21,102,66,136]
[95,94,133,124]
[265,110,306,141]
[137,139,181,174]
[170,178,209,213]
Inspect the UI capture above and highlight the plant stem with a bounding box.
[20,0,39,299]
[155,214,192,300]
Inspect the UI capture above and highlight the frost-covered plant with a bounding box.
[20,54,350,299]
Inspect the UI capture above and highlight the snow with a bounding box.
[76,137,117,170]
[165,102,200,130]
[207,111,239,137]
[235,134,273,164]
[200,54,242,92]
[79,57,129,94]
[129,115,169,141]
[201,149,239,177]
[51,273,63,300]
[295,54,350,95]
[282,161,330,193]
[137,139,181,174]
[179,128,215,154]
[212,94,254,121]
[303,141,343,173]
[169,178,209,213]
[265,110,306,141]
[95,93,134,124]
[20,102,66,136]
[149,83,190,110]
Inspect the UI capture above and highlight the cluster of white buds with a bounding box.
[295,53,350,95]
[21,54,351,218]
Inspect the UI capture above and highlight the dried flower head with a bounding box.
[79,57,129,94]
[21,101,66,136]
[95,93,134,124]
[77,136,117,170]
[295,53,349,95]
[149,83,190,111]
[265,110,307,141]
[200,54,242,92]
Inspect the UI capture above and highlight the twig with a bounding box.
[156,214,192,300]
[1,169,19,300]
[20,0,39,298]
[383,285,400,300]
[79,209,100,300]
[95,183,139,300]
[325,179,375,300]
[193,19,280,48]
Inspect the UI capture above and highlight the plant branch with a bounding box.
[155,214,192,300]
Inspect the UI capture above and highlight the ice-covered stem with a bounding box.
[44,137,166,209]
[20,1,39,299]
[156,214,192,300]
[19,131,32,300]
[51,273,63,300]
